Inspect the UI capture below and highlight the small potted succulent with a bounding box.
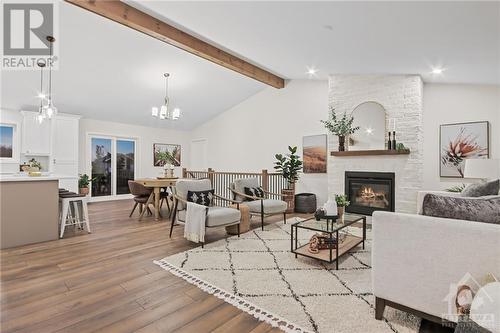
[335,194,350,219]
[321,106,360,151]
[78,174,93,195]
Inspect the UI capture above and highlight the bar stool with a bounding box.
[59,192,90,238]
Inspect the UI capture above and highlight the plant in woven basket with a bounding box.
[274,146,303,189]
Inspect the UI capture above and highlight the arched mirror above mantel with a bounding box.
[349,101,386,150]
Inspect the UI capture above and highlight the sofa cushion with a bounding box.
[187,189,214,207]
[244,186,264,200]
[232,178,259,201]
[245,199,288,214]
[422,194,500,224]
[176,179,212,210]
[177,207,240,227]
[461,179,499,197]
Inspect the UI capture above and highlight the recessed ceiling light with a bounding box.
[431,67,444,74]
[306,67,318,76]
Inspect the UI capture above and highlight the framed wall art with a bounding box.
[439,121,489,178]
[303,134,327,173]
[153,143,181,167]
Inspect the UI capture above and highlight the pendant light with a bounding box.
[37,60,46,124]
[151,73,181,120]
[43,36,57,119]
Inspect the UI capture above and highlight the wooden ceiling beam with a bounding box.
[64,0,285,89]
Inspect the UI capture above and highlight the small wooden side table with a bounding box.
[226,204,250,235]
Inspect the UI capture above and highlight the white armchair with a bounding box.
[230,177,289,230]
[170,179,242,246]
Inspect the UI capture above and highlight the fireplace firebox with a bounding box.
[345,171,395,216]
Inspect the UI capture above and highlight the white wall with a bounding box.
[423,83,500,190]
[79,118,191,179]
[190,80,329,206]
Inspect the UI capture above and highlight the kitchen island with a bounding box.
[0,175,69,249]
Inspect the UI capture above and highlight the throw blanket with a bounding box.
[184,202,207,243]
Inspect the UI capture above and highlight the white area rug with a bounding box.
[154,218,420,333]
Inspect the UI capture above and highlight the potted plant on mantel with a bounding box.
[321,106,360,151]
[274,146,303,213]
[78,174,94,195]
[156,150,176,178]
[335,194,350,219]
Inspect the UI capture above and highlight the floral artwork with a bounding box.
[440,121,489,177]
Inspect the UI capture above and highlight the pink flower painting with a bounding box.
[440,122,489,178]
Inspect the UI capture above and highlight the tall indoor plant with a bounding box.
[321,107,360,151]
[274,146,303,213]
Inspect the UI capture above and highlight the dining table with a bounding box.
[134,177,178,220]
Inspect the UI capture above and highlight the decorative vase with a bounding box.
[323,198,338,216]
[338,135,346,151]
[337,206,345,219]
[79,187,89,195]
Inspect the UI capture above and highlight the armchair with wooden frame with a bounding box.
[170,179,242,247]
[230,177,290,231]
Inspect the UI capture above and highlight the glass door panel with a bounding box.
[91,138,112,197]
[116,140,135,195]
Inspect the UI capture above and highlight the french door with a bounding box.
[89,135,136,198]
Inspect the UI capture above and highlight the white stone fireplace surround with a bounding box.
[328,75,423,214]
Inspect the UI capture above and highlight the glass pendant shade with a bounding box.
[151,73,182,120]
[159,105,167,119]
[44,99,57,118]
[172,108,181,120]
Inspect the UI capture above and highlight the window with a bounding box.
[89,135,136,198]
[0,124,15,159]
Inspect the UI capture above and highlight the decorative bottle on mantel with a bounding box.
[392,131,397,150]
[387,132,392,150]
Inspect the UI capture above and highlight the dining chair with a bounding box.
[128,180,154,218]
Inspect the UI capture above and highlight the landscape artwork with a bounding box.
[153,143,181,167]
[440,121,489,178]
[0,125,14,158]
[303,134,327,173]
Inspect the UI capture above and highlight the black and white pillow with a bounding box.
[187,189,214,207]
[244,186,264,200]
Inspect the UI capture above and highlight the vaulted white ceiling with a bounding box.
[2,1,498,130]
[138,1,499,84]
[1,2,266,130]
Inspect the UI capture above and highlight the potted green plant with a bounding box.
[78,174,93,195]
[321,107,360,151]
[274,146,303,212]
[335,194,350,219]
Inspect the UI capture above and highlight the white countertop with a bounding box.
[0,174,76,182]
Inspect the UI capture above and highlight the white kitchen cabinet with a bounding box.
[50,114,81,192]
[21,111,51,155]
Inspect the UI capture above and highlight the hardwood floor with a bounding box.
[0,199,283,333]
[1,200,451,333]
